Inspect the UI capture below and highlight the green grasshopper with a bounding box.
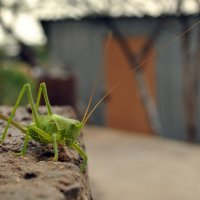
[0,83,93,172]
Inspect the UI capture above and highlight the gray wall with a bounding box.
[48,20,107,125]
[46,17,200,141]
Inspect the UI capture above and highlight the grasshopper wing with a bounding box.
[52,114,69,131]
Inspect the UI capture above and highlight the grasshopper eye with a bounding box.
[76,123,84,129]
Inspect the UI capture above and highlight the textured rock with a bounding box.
[0,106,92,200]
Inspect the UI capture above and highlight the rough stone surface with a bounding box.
[0,106,92,200]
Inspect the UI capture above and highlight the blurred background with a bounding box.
[1,0,200,199]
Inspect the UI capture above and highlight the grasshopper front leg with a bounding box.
[71,142,88,172]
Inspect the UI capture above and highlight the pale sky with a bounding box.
[0,8,46,46]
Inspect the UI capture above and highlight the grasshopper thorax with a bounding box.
[50,114,84,145]
[28,114,84,145]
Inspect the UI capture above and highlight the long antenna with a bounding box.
[81,79,98,123]
[82,19,200,125]
[81,32,113,124]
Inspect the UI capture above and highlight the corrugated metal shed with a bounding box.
[44,15,200,142]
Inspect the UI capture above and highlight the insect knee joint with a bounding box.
[24,83,31,89]
[40,82,46,88]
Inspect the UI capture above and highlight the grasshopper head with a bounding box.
[69,120,84,140]
[61,119,84,146]
[75,121,84,129]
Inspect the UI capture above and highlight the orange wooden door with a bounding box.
[104,37,156,134]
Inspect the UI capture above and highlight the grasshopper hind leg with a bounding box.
[36,82,53,115]
[0,83,39,143]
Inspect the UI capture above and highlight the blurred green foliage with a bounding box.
[35,45,49,65]
[0,63,36,105]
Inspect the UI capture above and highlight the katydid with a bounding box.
[0,83,91,172]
